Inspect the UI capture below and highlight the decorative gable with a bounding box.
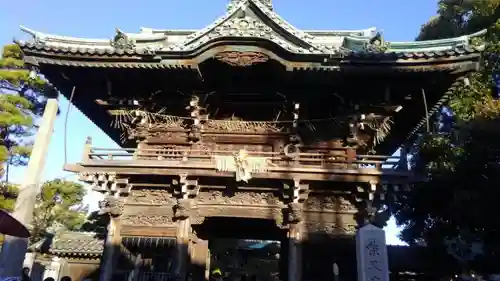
[173,0,342,55]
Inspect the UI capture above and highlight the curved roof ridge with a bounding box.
[388,29,487,53]
[390,29,487,46]
[123,32,167,42]
[181,0,249,46]
[304,27,377,37]
[139,27,197,35]
[20,26,110,45]
[251,0,315,44]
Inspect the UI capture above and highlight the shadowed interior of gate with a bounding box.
[192,217,286,280]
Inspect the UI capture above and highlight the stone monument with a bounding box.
[356,224,389,281]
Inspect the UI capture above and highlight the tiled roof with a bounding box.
[16,40,485,61]
[16,0,485,64]
[41,231,104,257]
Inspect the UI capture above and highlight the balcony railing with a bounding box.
[82,146,406,172]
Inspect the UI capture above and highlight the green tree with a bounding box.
[392,0,500,272]
[30,179,87,243]
[0,182,18,211]
[0,44,57,182]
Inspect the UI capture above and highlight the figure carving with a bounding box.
[197,191,280,205]
[214,51,269,67]
[214,150,270,183]
[127,189,176,205]
[121,215,174,226]
[98,196,124,217]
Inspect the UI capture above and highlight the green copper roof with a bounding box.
[16,0,486,59]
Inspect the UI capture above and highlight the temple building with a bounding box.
[16,0,484,280]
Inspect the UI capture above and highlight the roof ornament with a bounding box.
[110,28,135,50]
[228,0,273,11]
[20,26,47,46]
[365,32,390,53]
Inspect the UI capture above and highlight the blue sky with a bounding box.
[0,0,440,245]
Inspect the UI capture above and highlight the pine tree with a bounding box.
[0,44,57,182]
[30,179,88,243]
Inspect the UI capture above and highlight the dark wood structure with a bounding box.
[17,1,485,280]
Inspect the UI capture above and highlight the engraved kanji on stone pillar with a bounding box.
[355,181,389,281]
[356,224,389,281]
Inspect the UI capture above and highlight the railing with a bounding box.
[113,271,175,281]
[83,146,406,171]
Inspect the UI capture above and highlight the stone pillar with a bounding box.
[98,195,124,281]
[0,99,58,279]
[288,223,303,281]
[355,224,389,281]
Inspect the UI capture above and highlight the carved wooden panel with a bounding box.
[121,225,177,237]
[304,195,357,213]
[121,214,175,226]
[303,211,357,227]
[197,191,281,206]
[214,51,269,67]
[303,222,357,236]
[194,206,282,222]
[126,189,176,205]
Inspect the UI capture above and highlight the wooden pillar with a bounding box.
[189,235,210,281]
[99,195,124,281]
[0,99,58,279]
[175,218,191,280]
[100,216,121,281]
[288,223,303,281]
[174,173,199,280]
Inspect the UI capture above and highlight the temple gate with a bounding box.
[15,0,484,280]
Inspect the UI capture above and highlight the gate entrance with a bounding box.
[192,217,286,281]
